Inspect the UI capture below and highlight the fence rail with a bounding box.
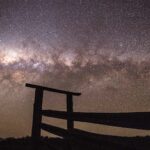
[26,83,81,96]
[42,110,150,130]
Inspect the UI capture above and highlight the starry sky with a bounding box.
[0,0,150,138]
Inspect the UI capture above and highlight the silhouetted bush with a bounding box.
[0,135,150,150]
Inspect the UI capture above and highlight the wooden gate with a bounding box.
[26,83,150,149]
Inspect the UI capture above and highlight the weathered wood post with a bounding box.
[26,84,44,149]
[32,87,43,140]
[66,93,73,150]
[67,93,73,130]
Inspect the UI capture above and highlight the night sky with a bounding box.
[0,0,150,138]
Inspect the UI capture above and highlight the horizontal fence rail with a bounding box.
[42,110,150,130]
[26,83,81,96]
[41,123,68,137]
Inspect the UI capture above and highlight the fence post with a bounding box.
[32,87,44,140]
[67,93,73,130]
[66,94,73,150]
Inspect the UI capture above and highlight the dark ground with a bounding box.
[0,135,150,150]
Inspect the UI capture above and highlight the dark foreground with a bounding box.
[0,135,150,150]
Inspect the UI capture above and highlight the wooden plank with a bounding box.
[41,123,68,137]
[42,110,67,119]
[42,110,150,130]
[26,83,81,96]
[41,123,104,140]
[72,112,150,130]
[41,124,135,149]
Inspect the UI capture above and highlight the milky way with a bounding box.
[0,0,150,137]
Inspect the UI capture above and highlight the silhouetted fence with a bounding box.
[26,83,150,149]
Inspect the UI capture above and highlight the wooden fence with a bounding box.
[26,83,150,149]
